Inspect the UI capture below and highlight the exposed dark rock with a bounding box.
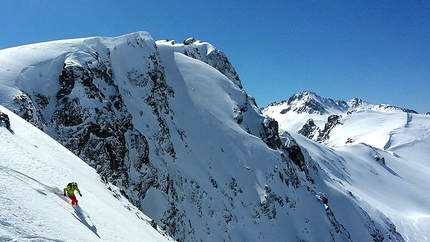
[317,115,342,143]
[282,133,307,173]
[261,116,282,150]
[0,111,10,129]
[183,37,197,45]
[34,93,49,110]
[12,92,34,121]
[298,118,319,140]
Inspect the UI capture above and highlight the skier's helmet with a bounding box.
[68,182,78,188]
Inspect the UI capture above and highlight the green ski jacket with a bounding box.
[64,185,81,197]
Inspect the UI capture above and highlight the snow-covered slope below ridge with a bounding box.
[263,91,430,241]
[0,106,173,242]
[0,32,404,241]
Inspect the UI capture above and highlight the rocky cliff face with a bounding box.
[0,33,403,241]
[298,115,343,144]
[9,35,174,201]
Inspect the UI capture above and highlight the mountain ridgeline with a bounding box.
[267,91,418,115]
[0,32,406,241]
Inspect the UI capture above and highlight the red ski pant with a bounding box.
[68,195,78,205]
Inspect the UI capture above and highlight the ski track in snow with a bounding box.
[0,164,100,238]
[0,165,100,238]
[0,105,173,242]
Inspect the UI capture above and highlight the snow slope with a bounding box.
[264,94,430,241]
[0,106,172,242]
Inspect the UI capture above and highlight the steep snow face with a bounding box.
[0,33,405,241]
[158,38,243,89]
[0,106,172,242]
[264,92,430,241]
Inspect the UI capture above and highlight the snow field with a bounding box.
[0,106,172,242]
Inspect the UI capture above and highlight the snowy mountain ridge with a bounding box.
[0,32,428,241]
[266,90,419,115]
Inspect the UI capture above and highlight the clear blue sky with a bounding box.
[1,0,429,113]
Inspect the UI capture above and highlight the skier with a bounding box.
[63,182,82,206]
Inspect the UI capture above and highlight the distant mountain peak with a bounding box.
[268,91,348,115]
[266,91,417,115]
